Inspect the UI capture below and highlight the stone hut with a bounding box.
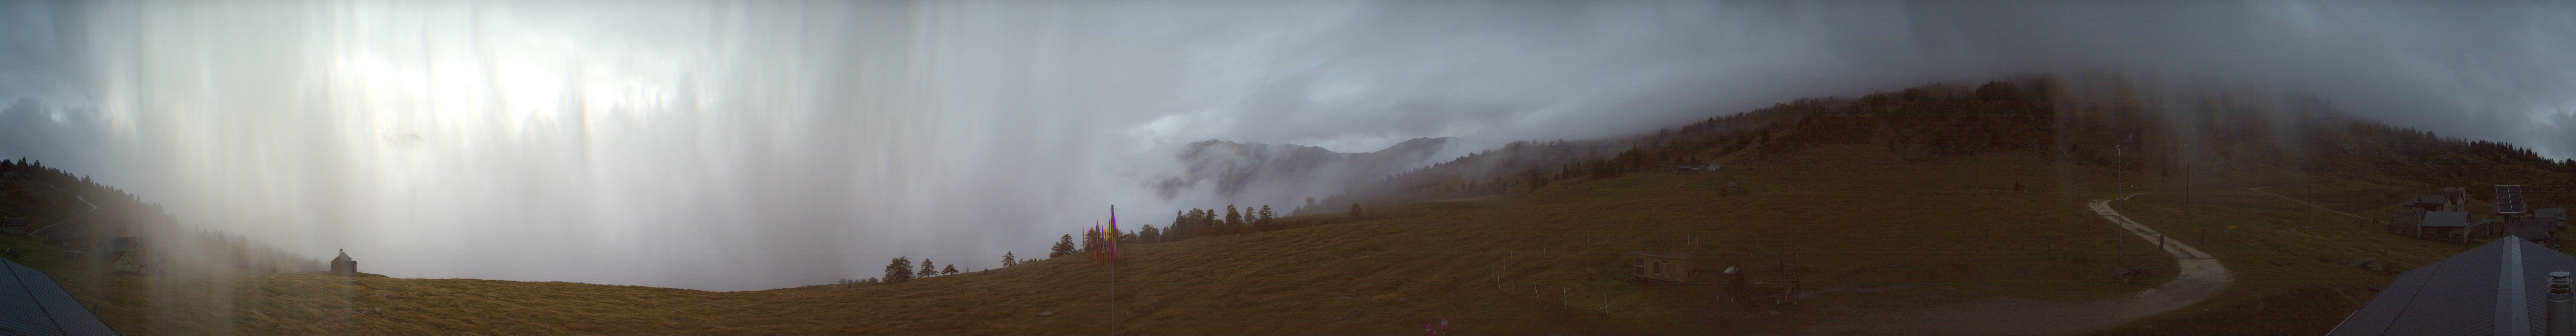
[1629,252,1695,283]
[330,249,358,277]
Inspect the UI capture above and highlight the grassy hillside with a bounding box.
[17,143,2201,335]
[7,78,2570,335]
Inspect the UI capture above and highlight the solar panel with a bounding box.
[2496,185,2528,214]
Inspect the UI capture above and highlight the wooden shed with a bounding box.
[2388,210,2425,236]
[1629,252,1694,283]
[330,249,359,277]
[2502,218,2558,243]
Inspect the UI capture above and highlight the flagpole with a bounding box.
[1109,204,1117,336]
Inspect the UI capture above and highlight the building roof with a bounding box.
[2329,237,2576,336]
[2405,195,2454,207]
[2437,190,2468,202]
[104,238,140,254]
[2391,210,2427,226]
[0,259,120,335]
[1628,252,1692,259]
[2422,211,2475,228]
[2504,218,2557,238]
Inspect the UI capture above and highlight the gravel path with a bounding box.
[1787,193,2233,336]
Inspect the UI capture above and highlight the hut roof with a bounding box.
[2421,211,2475,228]
[0,259,120,335]
[1628,252,1692,259]
[2329,237,2576,336]
[2405,195,2455,207]
[105,237,141,254]
[2436,190,2468,202]
[2391,210,2427,226]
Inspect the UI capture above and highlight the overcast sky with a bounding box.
[1,0,2571,290]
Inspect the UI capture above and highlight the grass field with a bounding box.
[0,143,2281,335]
[0,138,2549,336]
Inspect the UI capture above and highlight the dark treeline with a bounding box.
[1,157,321,273]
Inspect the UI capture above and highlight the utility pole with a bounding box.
[2116,145,2124,195]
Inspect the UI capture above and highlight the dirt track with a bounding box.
[1788,193,2234,336]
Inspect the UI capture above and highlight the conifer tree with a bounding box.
[919,259,937,278]
[1256,205,1275,231]
[1169,210,1189,241]
[1139,225,1161,243]
[941,265,959,275]
[1082,227,1102,252]
[1001,251,1018,267]
[1050,234,1076,258]
[883,257,913,283]
[1225,205,1243,233]
[1349,203,1364,220]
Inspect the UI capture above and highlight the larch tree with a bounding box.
[1000,251,1018,267]
[1256,205,1275,231]
[1168,210,1189,242]
[1349,203,1364,220]
[941,264,959,275]
[1081,226,1101,252]
[1050,234,1076,258]
[918,259,937,278]
[883,257,913,283]
[1224,205,1243,234]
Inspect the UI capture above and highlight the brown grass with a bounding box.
[17,141,2490,335]
[0,143,2229,335]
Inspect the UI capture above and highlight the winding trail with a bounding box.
[1792,193,2232,335]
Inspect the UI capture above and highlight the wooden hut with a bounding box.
[330,249,359,277]
[2418,211,2477,241]
[2502,218,2559,243]
[2401,194,2462,212]
[2388,210,2426,236]
[1629,252,1694,283]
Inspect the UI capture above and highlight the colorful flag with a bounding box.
[1106,205,1119,263]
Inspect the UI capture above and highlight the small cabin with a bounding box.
[2503,218,2558,243]
[1629,252,1694,283]
[2417,211,2477,240]
[330,250,359,277]
[2401,194,2463,212]
[2388,210,2426,236]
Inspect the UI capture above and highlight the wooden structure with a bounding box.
[2502,218,2559,244]
[330,249,359,277]
[2417,211,2480,242]
[1629,252,1694,283]
[2388,210,2425,236]
[2436,187,2470,207]
[2401,194,2463,212]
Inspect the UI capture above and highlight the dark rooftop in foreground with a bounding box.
[0,259,120,335]
[2330,237,2576,336]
